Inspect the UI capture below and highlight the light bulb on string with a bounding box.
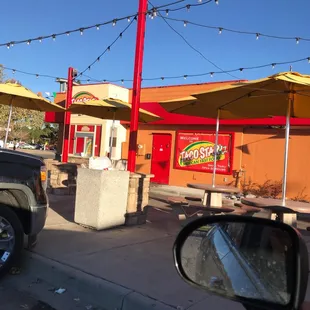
[215,0,219,4]
[80,28,84,35]
[36,74,39,79]
[27,40,31,45]
[52,35,56,41]
[38,37,42,43]
[210,72,214,78]
[239,68,244,72]
[121,79,124,84]
[96,25,100,30]
[10,42,14,48]
[97,57,100,62]
[272,63,276,69]
[308,57,310,64]
[107,46,111,52]
[88,66,91,71]
[198,0,202,2]
[12,70,16,74]
[183,21,188,27]
[296,37,300,44]
[127,17,131,22]
[165,9,169,16]
[6,44,10,49]
[161,77,164,81]
[119,32,123,39]
[256,33,260,40]
[87,79,90,83]
[112,19,117,26]
[184,75,188,80]
[186,4,191,11]
[218,28,222,34]
[66,32,70,36]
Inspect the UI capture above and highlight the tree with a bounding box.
[0,67,45,141]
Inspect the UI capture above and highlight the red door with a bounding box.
[151,134,172,184]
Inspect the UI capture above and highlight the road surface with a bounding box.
[0,283,55,310]
[18,149,56,160]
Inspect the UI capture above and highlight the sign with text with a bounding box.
[175,131,234,174]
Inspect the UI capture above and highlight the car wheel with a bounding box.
[0,205,24,278]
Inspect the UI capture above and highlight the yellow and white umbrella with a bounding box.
[0,83,64,146]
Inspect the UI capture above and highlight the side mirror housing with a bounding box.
[173,215,309,310]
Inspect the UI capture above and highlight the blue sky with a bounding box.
[1,0,309,96]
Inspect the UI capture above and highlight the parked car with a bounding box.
[0,149,48,277]
[35,144,43,150]
[19,143,35,150]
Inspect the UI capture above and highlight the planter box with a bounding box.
[74,169,130,230]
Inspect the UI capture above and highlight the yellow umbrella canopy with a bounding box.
[0,83,64,147]
[69,98,160,123]
[0,83,64,112]
[190,72,310,119]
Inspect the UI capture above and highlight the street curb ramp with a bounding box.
[5,251,176,310]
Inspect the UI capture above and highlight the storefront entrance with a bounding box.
[69,125,101,158]
[150,134,172,184]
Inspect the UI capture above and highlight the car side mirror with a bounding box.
[173,215,309,310]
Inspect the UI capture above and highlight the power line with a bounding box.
[149,0,240,79]
[161,16,310,43]
[77,17,136,77]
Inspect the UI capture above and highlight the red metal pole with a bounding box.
[62,67,73,163]
[127,0,148,172]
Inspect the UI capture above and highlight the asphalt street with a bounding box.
[0,280,56,310]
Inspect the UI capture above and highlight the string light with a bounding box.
[36,74,39,79]
[80,28,84,35]
[77,16,136,77]
[186,4,191,11]
[27,40,31,45]
[162,16,310,43]
[6,44,10,49]
[215,0,219,4]
[183,21,188,27]
[3,55,310,84]
[0,1,216,49]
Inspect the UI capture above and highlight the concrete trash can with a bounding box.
[74,168,130,230]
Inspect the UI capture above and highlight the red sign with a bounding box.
[175,131,234,175]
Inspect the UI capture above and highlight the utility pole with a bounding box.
[62,67,77,163]
[127,0,148,172]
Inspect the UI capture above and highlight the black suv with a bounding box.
[0,148,48,277]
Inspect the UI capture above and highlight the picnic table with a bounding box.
[241,197,310,227]
[187,183,240,208]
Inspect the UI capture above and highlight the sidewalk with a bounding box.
[13,192,310,309]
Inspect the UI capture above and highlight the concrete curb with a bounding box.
[8,251,175,310]
[150,185,204,198]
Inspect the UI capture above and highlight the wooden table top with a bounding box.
[187,183,240,194]
[241,197,310,214]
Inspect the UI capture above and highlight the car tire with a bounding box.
[0,204,24,278]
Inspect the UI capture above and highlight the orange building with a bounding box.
[121,82,310,200]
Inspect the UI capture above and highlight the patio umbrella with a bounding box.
[69,98,160,157]
[0,83,65,147]
[160,71,310,206]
